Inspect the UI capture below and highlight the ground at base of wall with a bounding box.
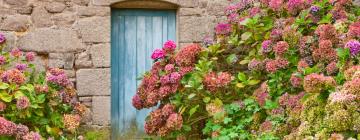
[79,125,110,140]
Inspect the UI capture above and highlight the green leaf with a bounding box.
[237,72,247,82]
[248,80,260,86]
[263,100,279,110]
[0,91,12,102]
[189,105,199,118]
[226,54,238,64]
[14,91,25,99]
[0,83,9,89]
[239,59,250,65]
[223,117,232,124]
[34,109,44,116]
[318,13,332,24]
[241,32,252,41]
[37,94,46,103]
[236,83,245,88]
[203,97,211,103]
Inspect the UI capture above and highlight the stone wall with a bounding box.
[0,0,231,128]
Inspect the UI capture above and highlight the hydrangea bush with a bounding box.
[134,0,360,139]
[0,34,86,140]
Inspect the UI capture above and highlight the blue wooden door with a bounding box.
[111,9,176,139]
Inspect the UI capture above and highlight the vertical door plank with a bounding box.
[111,12,120,138]
[118,15,126,132]
[167,12,176,41]
[152,16,163,52]
[135,16,148,131]
[162,16,168,43]
[124,16,137,130]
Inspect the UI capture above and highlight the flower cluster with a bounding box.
[63,114,81,131]
[345,40,360,56]
[215,23,232,35]
[0,34,85,139]
[273,41,289,56]
[144,104,182,136]
[46,68,72,87]
[134,43,202,109]
[265,58,289,73]
[312,40,338,63]
[203,72,232,92]
[303,73,336,93]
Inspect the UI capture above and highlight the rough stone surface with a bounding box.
[31,6,53,28]
[48,53,75,69]
[75,51,93,68]
[4,0,28,6]
[18,28,85,53]
[90,43,110,68]
[51,12,76,27]
[73,17,110,43]
[15,6,33,14]
[179,16,209,42]
[0,15,30,32]
[76,69,110,96]
[77,6,110,17]
[92,0,110,6]
[45,2,66,13]
[73,0,90,5]
[92,96,110,125]
[179,8,203,16]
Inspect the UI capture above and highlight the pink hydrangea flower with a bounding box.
[203,72,232,92]
[0,55,6,65]
[328,92,356,103]
[16,124,29,138]
[169,72,181,84]
[269,0,283,11]
[287,0,304,14]
[259,120,272,132]
[348,22,360,38]
[248,59,264,71]
[261,40,273,54]
[303,73,336,93]
[10,48,22,58]
[151,49,165,60]
[17,96,30,110]
[175,44,202,67]
[163,40,176,52]
[1,69,26,85]
[0,33,6,44]
[215,23,232,35]
[22,131,41,140]
[290,74,302,88]
[164,64,175,73]
[132,94,144,110]
[25,52,35,62]
[15,63,27,71]
[273,41,289,56]
[326,62,339,75]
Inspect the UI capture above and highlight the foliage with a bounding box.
[0,35,86,140]
[134,0,360,139]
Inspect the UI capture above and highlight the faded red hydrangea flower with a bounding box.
[63,114,81,131]
[315,24,337,42]
[22,131,41,140]
[279,92,304,111]
[270,29,283,41]
[326,62,339,75]
[1,69,26,85]
[253,82,270,106]
[165,113,183,131]
[328,91,356,103]
[203,72,232,92]
[343,78,360,95]
[132,94,144,110]
[16,124,29,138]
[299,36,314,57]
[348,21,360,38]
[297,59,309,72]
[286,0,305,14]
[261,40,273,54]
[344,65,360,80]
[303,73,336,93]
[259,120,273,132]
[312,40,338,63]
[265,58,289,73]
[0,55,6,65]
[0,117,17,136]
[331,7,347,20]
[249,7,261,16]
[273,41,289,56]
[175,44,202,67]
[248,59,264,71]
[290,74,303,88]
[46,68,71,87]
[164,64,175,73]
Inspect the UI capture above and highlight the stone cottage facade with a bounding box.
[0,0,231,129]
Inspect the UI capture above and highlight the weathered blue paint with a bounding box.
[111,9,176,139]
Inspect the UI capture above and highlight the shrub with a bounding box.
[0,34,86,139]
[134,0,360,139]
